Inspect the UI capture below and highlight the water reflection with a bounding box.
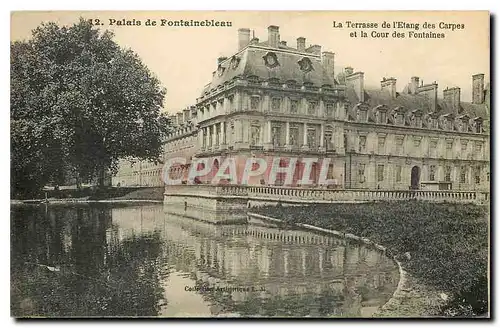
[11,204,399,318]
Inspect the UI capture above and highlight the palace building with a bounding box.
[113,25,490,191]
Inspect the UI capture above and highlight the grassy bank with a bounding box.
[252,201,489,317]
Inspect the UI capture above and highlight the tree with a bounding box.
[11,18,171,196]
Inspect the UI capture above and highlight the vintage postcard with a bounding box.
[10,11,490,318]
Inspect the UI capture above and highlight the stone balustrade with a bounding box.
[164,184,489,205]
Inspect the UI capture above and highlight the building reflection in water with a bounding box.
[111,204,400,317]
[11,203,399,318]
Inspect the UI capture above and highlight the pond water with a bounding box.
[11,203,400,318]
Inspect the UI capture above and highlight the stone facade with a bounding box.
[116,24,490,192]
[111,158,164,187]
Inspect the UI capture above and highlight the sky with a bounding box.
[11,11,490,114]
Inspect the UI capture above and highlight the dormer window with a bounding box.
[263,52,279,69]
[428,117,438,129]
[395,113,404,125]
[459,120,466,132]
[298,57,314,73]
[217,65,225,77]
[358,109,368,122]
[303,82,313,90]
[248,75,259,85]
[230,56,241,69]
[476,120,483,133]
[414,116,422,128]
[446,119,453,131]
[378,110,387,124]
[268,78,280,87]
[286,80,298,89]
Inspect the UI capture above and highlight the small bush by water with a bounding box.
[253,201,489,317]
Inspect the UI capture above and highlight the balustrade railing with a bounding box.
[165,184,488,204]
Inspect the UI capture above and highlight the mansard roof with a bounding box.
[201,46,336,96]
[346,88,432,112]
[346,86,489,120]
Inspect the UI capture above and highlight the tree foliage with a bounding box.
[11,19,170,197]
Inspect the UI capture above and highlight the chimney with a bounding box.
[268,25,280,48]
[217,56,228,66]
[279,40,287,47]
[190,105,197,118]
[443,87,461,114]
[410,76,420,94]
[381,77,397,99]
[238,28,251,50]
[472,73,485,104]
[297,37,306,52]
[321,52,335,82]
[416,82,438,112]
[183,108,191,122]
[345,67,354,76]
[345,72,365,102]
[305,44,321,56]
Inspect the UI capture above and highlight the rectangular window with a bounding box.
[215,124,220,145]
[429,165,436,181]
[307,129,317,148]
[250,125,261,146]
[378,136,386,153]
[377,165,384,182]
[460,166,467,183]
[358,164,366,183]
[250,96,260,110]
[308,101,317,115]
[289,127,299,146]
[271,97,281,111]
[475,166,481,184]
[326,103,334,117]
[430,140,438,149]
[271,126,282,146]
[445,166,452,182]
[395,165,402,182]
[446,140,453,150]
[325,131,334,151]
[475,142,483,157]
[461,141,468,152]
[359,135,367,152]
[395,136,404,154]
[290,99,299,113]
